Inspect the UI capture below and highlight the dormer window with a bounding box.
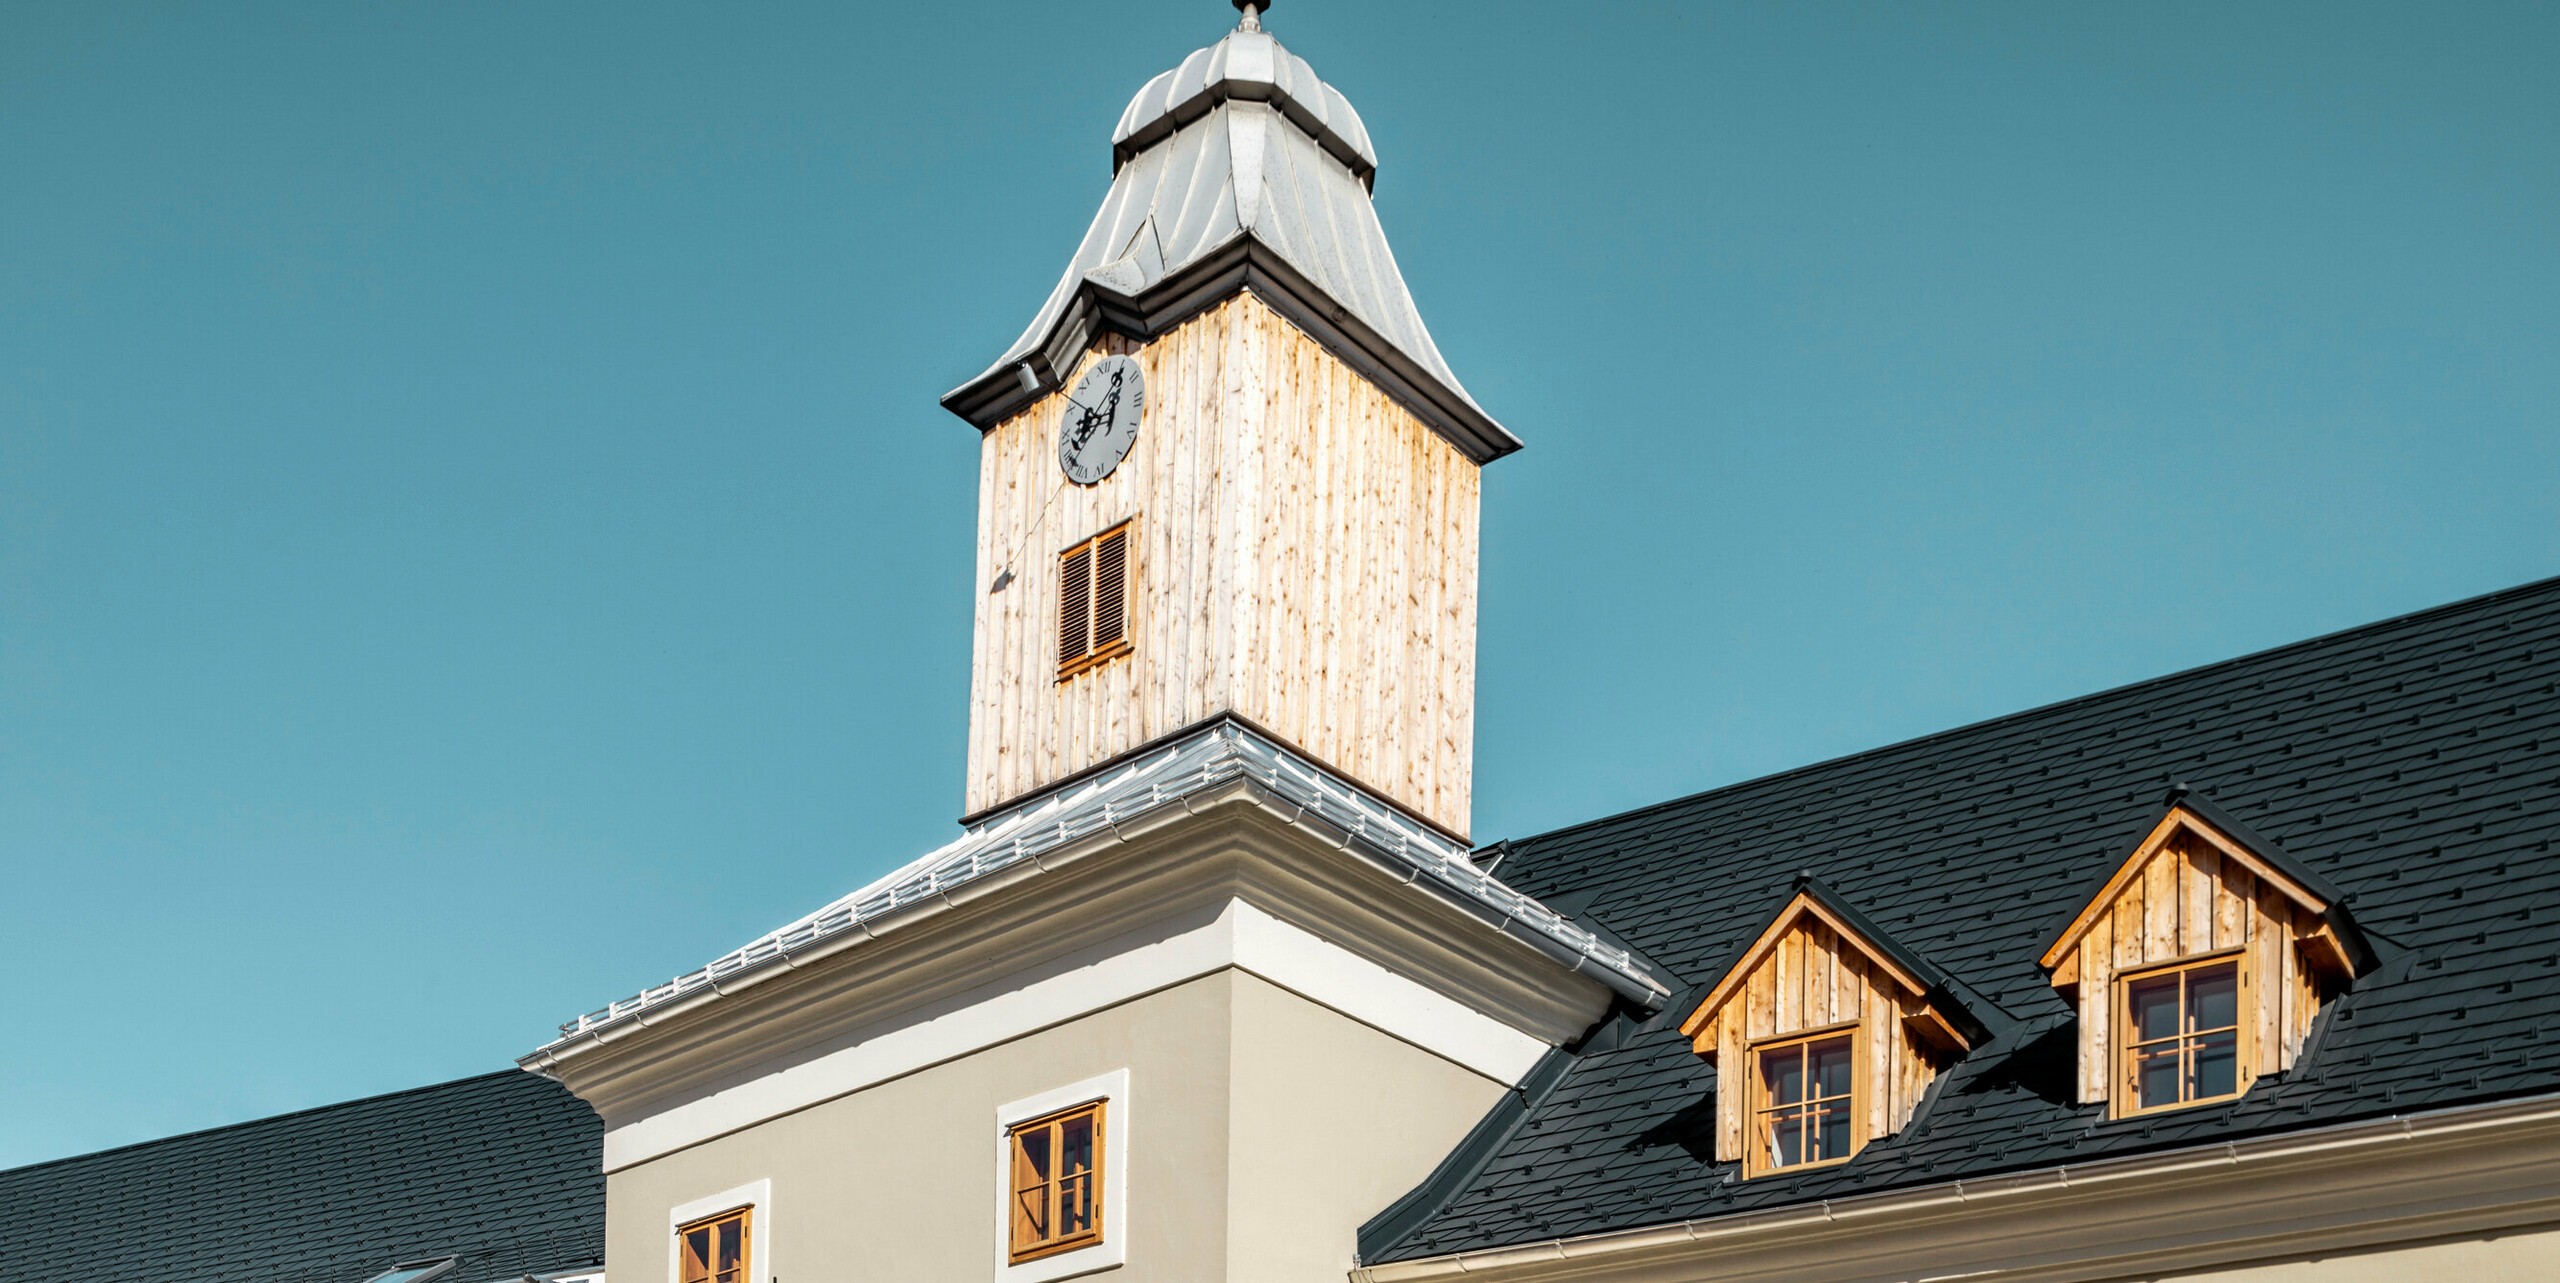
[2040,789,2373,1118]
[1751,1028,1858,1174]
[1682,875,1985,1176]
[2121,954,2242,1112]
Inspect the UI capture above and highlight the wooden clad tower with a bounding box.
[942,3,1516,839]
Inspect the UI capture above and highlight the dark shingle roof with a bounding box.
[0,1070,602,1283]
[1368,573,2560,1262]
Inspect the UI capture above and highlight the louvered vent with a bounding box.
[1058,544,1092,669]
[1092,527,1128,651]
[1057,522,1134,679]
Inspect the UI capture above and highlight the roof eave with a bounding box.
[939,233,1522,465]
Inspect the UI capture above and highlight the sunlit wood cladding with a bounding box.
[964,289,1482,835]
[1678,887,1973,1165]
[2038,802,2355,1109]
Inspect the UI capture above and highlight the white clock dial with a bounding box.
[1057,355,1144,485]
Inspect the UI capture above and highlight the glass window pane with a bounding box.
[1018,1124,1052,1181]
[1811,1102,1852,1161]
[1761,1044,1806,1107]
[1061,1112,1095,1176]
[683,1229,712,1283]
[1016,1183,1050,1241]
[2129,974,2181,1042]
[2191,965,2239,1030]
[1810,1038,1854,1100]
[2135,1044,2180,1109]
[1059,1171,1094,1235]
[2191,1030,2238,1099]
[1768,1109,1804,1167]
[717,1218,743,1271]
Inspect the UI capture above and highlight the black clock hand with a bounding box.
[1069,402,1106,454]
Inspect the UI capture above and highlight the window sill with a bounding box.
[1004,1242,1121,1283]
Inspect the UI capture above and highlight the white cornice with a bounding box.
[595,899,1547,1172]
[525,720,1662,1074]
[537,788,1619,1166]
[1352,1091,2560,1283]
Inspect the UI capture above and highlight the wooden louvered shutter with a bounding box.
[1092,527,1128,652]
[1058,543,1093,671]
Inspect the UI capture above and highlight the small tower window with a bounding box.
[1058,523,1132,679]
[1008,1100,1106,1263]
[677,1206,752,1283]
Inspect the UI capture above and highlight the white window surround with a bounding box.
[995,1069,1130,1283]
[666,1178,770,1283]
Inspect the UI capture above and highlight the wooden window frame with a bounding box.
[1743,1021,1864,1178]
[1006,1099,1108,1264]
[2112,947,2250,1119]
[1056,522,1134,681]
[676,1205,753,1283]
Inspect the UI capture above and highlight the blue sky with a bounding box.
[2,0,2552,1168]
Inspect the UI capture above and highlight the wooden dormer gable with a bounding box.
[1678,875,1987,1165]
[2039,787,2375,1109]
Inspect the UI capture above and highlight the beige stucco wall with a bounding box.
[605,967,1509,1283]
[1225,972,1510,1283]
[2137,1222,2560,1282]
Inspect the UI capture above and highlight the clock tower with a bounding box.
[943,0,1514,840]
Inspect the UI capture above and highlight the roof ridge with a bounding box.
[0,1068,531,1179]
[1507,571,2560,849]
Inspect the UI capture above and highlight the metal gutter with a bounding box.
[1350,1090,2560,1281]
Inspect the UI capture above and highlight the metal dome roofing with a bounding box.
[940,14,1517,463]
[1110,27,1378,185]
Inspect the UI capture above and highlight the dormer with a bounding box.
[1680,875,1987,1176]
[2039,788,2375,1118]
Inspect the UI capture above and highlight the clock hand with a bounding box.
[1072,399,1107,450]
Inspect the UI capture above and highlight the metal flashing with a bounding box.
[526,719,1665,1061]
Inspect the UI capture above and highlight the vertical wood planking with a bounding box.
[1816,925,1840,1027]
[2250,882,2284,1077]
[2142,851,2176,962]
[1860,960,1890,1140]
[1776,927,1803,1033]
[957,292,1482,832]
[2213,860,2247,953]
[2181,841,2216,956]
[2113,875,2147,972]
[2293,901,2314,1070]
[1717,1012,1745,1162]
[2078,915,2113,1104]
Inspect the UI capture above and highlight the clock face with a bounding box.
[1056,355,1145,485]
